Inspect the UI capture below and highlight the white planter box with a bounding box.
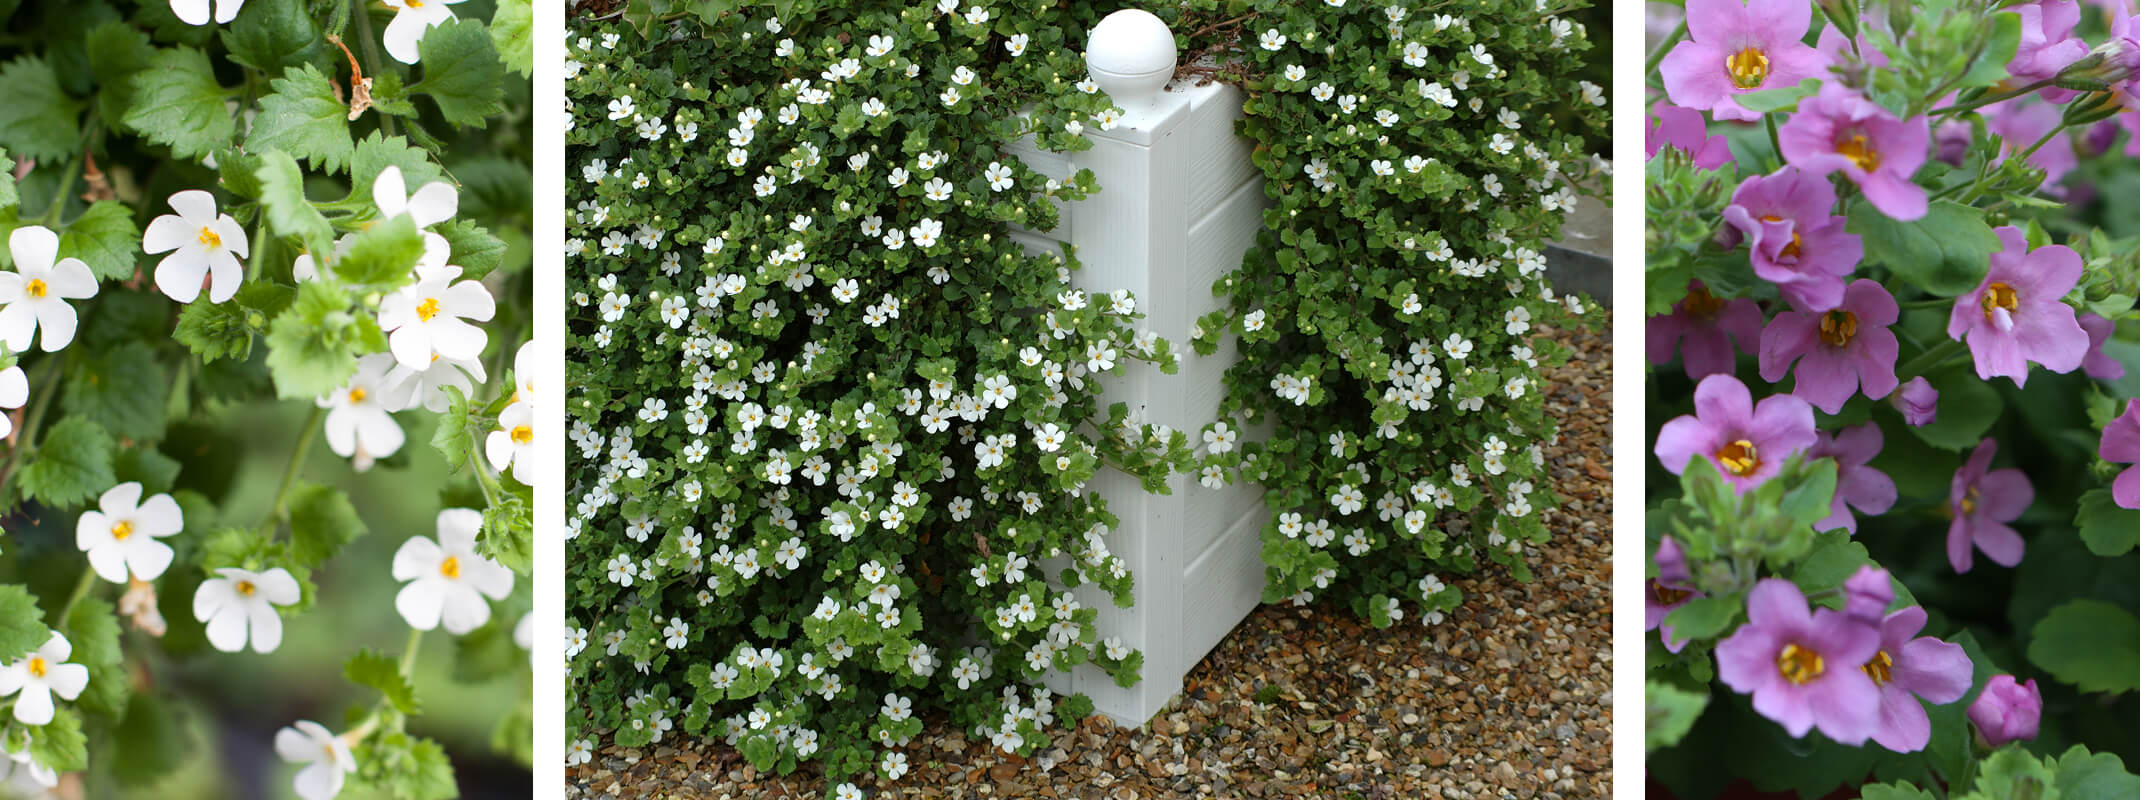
[1006,77,1272,727]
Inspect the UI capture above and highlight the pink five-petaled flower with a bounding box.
[1715,578,1882,744]
[1778,82,1931,221]
[1948,438,2033,573]
[1657,0,1830,122]
[1648,281,1764,380]
[2098,399,2140,509]
[2006,1,2091,101]
[1654,373,1818,492]
[2079,312,2124,380]
[1809,423,1897,534]
[1646,103,1735,169]
[1947,226,2087,387]
[1862,605,1974,753]
[1968,675,2042,748]
[1758,280,1898,412]
[1646,537,1703,653]
[1723,167,1864,312]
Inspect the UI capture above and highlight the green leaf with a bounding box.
[2028,599,2140,694]
[479,494,531,574]
[452,616,524,682]
[1645,679,1709,754]
[248,64,354,173]
[63,595,126,717]
[28,707,86,772]
[335,214,424,285]
[349,132,442,204]
[1734,78,1822,113]
[65,342,168,441]
[287,481,367,568]
[123,47,236,162]
[1957,13,2024,90]
[491,0,533,78]
[220,0,332,76]
[1848,200,2002,296]
[263,280,382,399]
[0,56,85,161]
[113,446,182,495]
[430,385,474,469]
[1777,458,1837,527]
[344,649,420,715]
[2055,745,2140,799]
[19,416,117,509]
[173,281,293,362]
[438,219,507,281]
[256,149,334,254]
[85,23,157,134]
[1911,367,2003,450]
[409,18,506,128]
[2075,488,2140,557]
[0,148,14,211]
[1662,594,1739,642]
[107,691,194,786]
[1860,782,1939,800]
[0,585,50,660]
[353,732,456,800]
[57,201,141,282]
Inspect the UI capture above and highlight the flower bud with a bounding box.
[1968,675,2042,748]
[1935,120,1972,167]
[1895,376,1938,426]
[1841,565,1893,622]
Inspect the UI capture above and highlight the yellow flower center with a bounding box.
[511,425,534,445]
[1777,643,1825,684]
[1837,133,1881,172]
[1982,282,2019,322]
[440,556,461,579]
[26,657,46,679]
[23,279,46,299]
[198,226,222,249]
[111,520,134,541]
[1863,650,1894,685]
[1726,46,1770,90]
[416,297,442,322]
[1962,485,1980,516]
[348,387,368,404]
[1650,580,1690,607]
[1716,439,1760,476]
[1681,285,1726,320]
[1820,310,1858,348]
[236,580,257,597]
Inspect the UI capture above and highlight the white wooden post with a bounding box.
[1006,10,1273,727]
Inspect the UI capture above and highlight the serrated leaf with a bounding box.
[220,0,331,76]
[263,280,379,399]
[64,343,168,441]
[63,595,125,717]
[439,219,506,281]
[1645,679,1708,753]
[27,706,86,772]
[256,150,334,255]
[57,201,141,281]
[0,585,50,661]
[18,416,116,509]
[409,18,506,128]
[430,384,474,468]
[123,47,236,162]
[2075,488,2140,557]
[335,214,423,285]
[479,494,531,574]
[0,56,85,161]
[491,0,533,78]
[349,132,442,204]
[248,65,354,173]
[173,281,293,362]
[113,447,182,495]
[2028,599,2140,694]
[2055,745,2140,799]
[287,481,367,568]
[85,23,156,134]
[344,649,420,715]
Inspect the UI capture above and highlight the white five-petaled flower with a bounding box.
[371,165,458,258]
[0,226,97,352]
[0,633,87,725]
[319,353,407,464]
[379,263,495,370]
[392,508,515,634]
[193,566,301,653]
[381,0,468,65]
[77,481,185,584]
[143,190,247,304]
[487,400,536,485]
[170,0,243,25]
[274,720,357,800]
[0,366,26,440]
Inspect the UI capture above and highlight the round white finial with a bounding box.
[1086,9,1175,109]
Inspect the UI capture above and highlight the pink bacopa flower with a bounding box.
[1657,0,1830,121]
[1648,281,1765,380]
[1946,226,2087,387]
[1778,82,1931,221]
[2098,399,2140,509]
[1715,578,1882,744]
[1647,537,1703,653]
[2006,1,2091,100]
[2079,312,2124,380]
[1863,605,1975,753]
[1647,103,1735,169]
[1895,376,1938,426]
[1654,373,1818,492]
[1809,423,1897,534]
[1968,675,2042,748]
[1722,167,1863,312]
[1948,438,2033,573]
[1757,280,1898,413]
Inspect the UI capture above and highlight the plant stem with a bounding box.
[1896,339,1967,381]
[351,2,400,138]
[1900,297,1954,311]
[262,406,326,532]
[398,626,424,676]
[1764,113,1783,169]
[55,564,96,629]
[1930,79,2057,116]
[1645,21,1686,75]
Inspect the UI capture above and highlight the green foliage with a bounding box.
[248,65,356,173]
[1646,679,1709,754]
[122,47,234,162]
[1847,200,2001,296]
[0,585,50,661]
[57,202,143,282]
[410,19,506,128]
[0,56,84,161]
[262,279,382,399]
[2028,600,2140,694]
[19,416,117,509]
[345,649,421,716]
[286,481,367,568]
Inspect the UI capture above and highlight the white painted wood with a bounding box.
[1009,75,1272,727]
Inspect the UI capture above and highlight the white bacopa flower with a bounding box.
[985,162,1014,192]
[0,366,25,440]
[319,353,406,463]
[1006,33,1029,57]
[0,226,95,354]
[1204,421,1237,453]
[193,566,301,653]
[380,351,486,414]
[392,508,514,635]
[1260,29,1286,50]
[0,632,86,725]
[143,190,247,303]
[379,263,495,370]
[372,165,459,250]
[170,0,243,25]
[487,400,536,485]
[566,738,595,766]
[76,481,184,584]
[381,0,467,65]
[274,720,357,800]
[1283,64,1305,81]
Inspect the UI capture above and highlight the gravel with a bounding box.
[567,325,1613,799]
